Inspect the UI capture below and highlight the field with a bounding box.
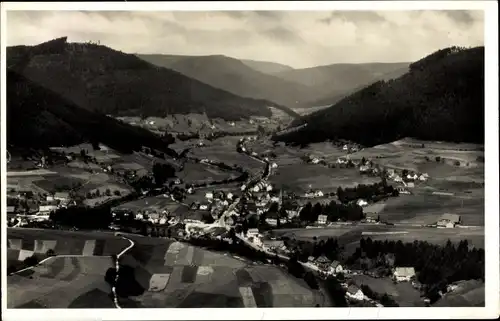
[271,225,484,250]
[350,275,424,307]
[115,237,326,308]
[113,195,184,214]
[433,280,485,307]
[377,194,484,226]
[270,164,380,194]
[177,162,240,184]
[50,143,122,164]
[8,256,116,308]
[190,145,263,174]
[351,138,484,174]
[300,142,347,163]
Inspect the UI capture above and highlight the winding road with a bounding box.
[111,234,135,309]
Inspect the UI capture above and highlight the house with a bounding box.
[199,204,210,211]
[343,145,348,151]
[187,187,194,194]
[346,285,364,301]
[38,205,58,214]
[205,192,214,200]
[314,190,324,197]
[247,228,259,238]
[54,192,70,202]
[437,213,461,228]
[329,261,344,275]
[253,186,261,193]
[419,174,427,181]
[406,182,415,188]
[271,163,278,169]
[317,214,328,225]
[356,199,368,207]
[227,192,234,200]
[6,206,16,216]
[266,184,273,192]
[364,212,380,223]
[315,255,331,268]
[311,158,320,164]
[397,187,411,195]
[241,184,247,191]
[359,165,370,173]
[393,267,416,282]
[307,256,315,263]
[304,191,315,198]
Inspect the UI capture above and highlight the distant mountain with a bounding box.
[136,53,311,111]
[273,62,410,108]
[8,37,285,121]
[7,69,177,156]
[240,59,294,74]
[275,47,484,147]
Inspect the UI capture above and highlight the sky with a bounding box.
[6,10,484,68]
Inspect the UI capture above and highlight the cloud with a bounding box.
[6,10,484,68]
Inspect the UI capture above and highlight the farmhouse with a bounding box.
[359,165,370,173]
[346,285,364,301]
[437,213,461,228]
[205,192,214,200]
[317,214,328,225]
[54,192,70,202]
[329,261,344,275]
[38,205,58,214]
[393,267,416,282]
[364,212,380,223]
[314,190,324,197]
[247,228,259,238]
[311,158,320,164]
[397,187,411,195]
[271,162,278,169]
[356,199,368,207]
[406,182,415,188]
[6,206,17,216]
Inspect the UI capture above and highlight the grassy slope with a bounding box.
[8,37,282,121]
[275,46,484,146]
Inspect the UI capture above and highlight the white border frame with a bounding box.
[1,2,498,320]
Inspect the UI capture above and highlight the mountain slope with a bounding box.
[240,59,294,74]
[136,54,311,111]
[8,37,283,121]
[7,69,177,155]
[273,62,410,108]
[275,46,484,146]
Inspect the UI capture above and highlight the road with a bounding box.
[111,234,135,309]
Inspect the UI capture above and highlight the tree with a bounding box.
[95,189,101,197]
[105,189,111,196]
[46,249,56,257]
[114,190,121,196]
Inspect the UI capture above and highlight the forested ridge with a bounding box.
[276,46,484,146]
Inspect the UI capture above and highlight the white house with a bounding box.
[346,285,364,301]
[270,196,280,203]
[437,213,461,228]
[329,261,344,275]
[38,205,58,214]
[266,185,273,192]
[253,186,260,193]
[317,214,328,225]
[393,267,416,282]
[205,192,214,200]
[356,199,368,207]
[311,158,320,164]
[406,182,415,188]
[251,152,258,157]
[359,165,370,173]
[54,192,70,202]
[199,204,209,211]
[241,184,247,191]
[271,163,278,169]
[187,187,194,194]
[343,145,349,151]
[247,228,259,238]
[314,190,324,197]
[227,192,234,200]
[419,175,427,181]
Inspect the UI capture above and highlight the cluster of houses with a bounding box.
[436,213,462,228]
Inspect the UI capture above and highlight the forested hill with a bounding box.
[7,69,177,156]
[8,37,285,121]
[275,46,484,147]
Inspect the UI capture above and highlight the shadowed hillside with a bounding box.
[8,37,284,121]
[273,62,410,108]
[240,59,294,74]
[136,53,308,114]
[275,46,484,147]
[7,69,177,155]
